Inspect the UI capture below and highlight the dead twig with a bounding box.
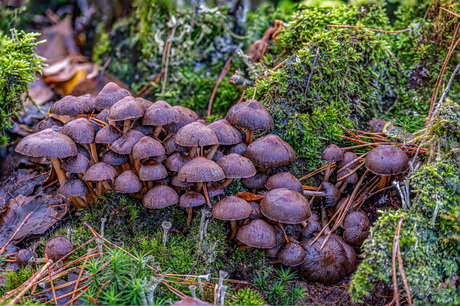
[396,216,411,305]
[303,46,320,102]
[207,56,233,117]
[392,215,405,306]
[0,211,34,254]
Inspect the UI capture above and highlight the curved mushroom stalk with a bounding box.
[153,125,164,139]
[229,220,238,240]
[69,196,87,208]
[324,161,334,182]
[89,143,99,164]
[189,146,198,158]
[50,158,67,185]
[206,144,220,160]
[123,119,131,134]
[245,130,255,144]
[377,175,390,190]
[220,178,233,188]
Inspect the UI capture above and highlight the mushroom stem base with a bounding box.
[206,144,220,160]
[220,178,233,188]
[187,208,193,226]
[376,176,390,190]
[229,220,237,240]
[69,196,87,209]
[50,158,67,185]
[245,130,254,144]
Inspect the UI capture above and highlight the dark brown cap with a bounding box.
[164,106,199,133]
[337,168,358,184]
[245,134,296,168]
[339,151,359,168]
[241,173,269,190]
[216,153,256,178]
[76,143,91,160]
[226,99,274,131]
[62,153,91,173]
[143,185,179,209]
[266,226,286,258]
[139,160,168,181]
[136,97,154,110]
[143,100,180,126]
[334,197,354,214]
[16,128,78,158]
[322,182,341,207]
[206,182,224,198]
[163,134,189,154]
[260,188,311,224]
[212,196,252,221]
[265,172,303,194]
[58,178,89,197]
[107,96,145,121]
[34,117,63,132]
[277,242,306,267]
[44,236,73,262]
[248,201,262,219]
[365,145,409,175]
[343,211,370,247]
[207,119,242,145]
[82,162,118,181]
[165,152,192,172]
[152,154,167,163]
[171,175,195,187]
[49,95,90,116]
[175,122,218,147]
[101,150,129,166]
[113,170,142,193]
[61,118,96,144]
[94,82,131,111]
[179,191,206,208]
[78,94,95,113]
[177,157,225,183]
[236,219,277,249]
[299,216,321,241]
[16,249,37,268]
[95,125,123,144]
[111,129,145,155]
[229,142,247,155]
[132,136,165,160]
[331,234,357,274]
[321,144,344,162]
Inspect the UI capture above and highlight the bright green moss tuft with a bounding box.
[227,288,265,305]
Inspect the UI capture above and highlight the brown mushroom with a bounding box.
[163,134,189,154]
[165,152,191,175]
[265,172,303,194]
[82,162,118,196]
[260,188,311,224]
[139,160,168,189]
[16,249,37,268]
[335,167,358,193]
[207,119,242,159]
[94,82,131,111]
[58,177,89,208]
[101,150,129,174]
[244,134,296,170]
[236,219,277,249]
[180,191,206,226]
[49,95,90,121]
[339,151,359,168]
[113,170,142,194]
[302,182,341,207]
[34,117,64,132]
[132,136,165,173]
[95,125,123,148]
[143,185,179,210]
[342,211,370,247]
[241,173,269,193]
[331,234,357,274]
[299,214,322,241]
[164,106,199,133]
[111,129,145,168]
[212,196,252,239]
[175,122,218,158]
[216,153,257,188]
[107,96,145,133]
[177,157,225,193]
[321,144,344,182]
[229,142,247,156]
[277,242,306,267]
[44,236,73,263]
[143,100,180,139]
[61,118,98,164]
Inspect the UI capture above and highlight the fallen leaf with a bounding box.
[23,78,54,107]
[234,191,264,202]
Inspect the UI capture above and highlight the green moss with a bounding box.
[226,288,265,305]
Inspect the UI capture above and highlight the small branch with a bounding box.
[386,48,402,71]
[433,62,460,116]
[327,24,410,33]
[396,216,412,305]
[303,46,320,103]
[440,7,460,18]
[0,211,34,254]
[392,215,405,306]
[207,56,233,117]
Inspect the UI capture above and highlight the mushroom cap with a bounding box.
[113,170,142,193]
[132,136,165,160]
[236,219,277,249]
[209,149,224,162]
[331,234,357,274]
[322,182,341,207]
[152,154,167,163]
[82,162,118,181]
[207,119,242,145]
[171,175,194,187]
[179,191,206,208]
[177,157,225,183]
[248,201,262,219]
[61,154,91,173]
[111,130,145,155]
[130,119,155,136]
[164,106,199,133]
[107,96,144,121]
[94,82,131,111]
[321,144,344,162]
[95,109,109,124]
[206,182,225,197]
[136,97,154,109]
[277,242,306,267]
[339,151,359,168]
[260,188,311,224]
[15,128,78,158]
[299,236,348,284]
[265,172,303,194]
[265,226,285,258]
[175,122,218,147]
[78,94,95,113]
[76,143,91,160]
[44,236,73,263]
[143,100,180,126]
[299,216,322,242]
[49,95,90,116]
[241,173,269,189]
[212,196,252,221]
[245,134,296,168]
[226,99,274,131]
[165,152,192,172]
[61,118,96,144]
[365,145,409,176]
[34,117,64,132]
[101,150,129,166]
[95,125,123,144]
[334,197,354,214]
[58,178,89,197]
[343,211,370,247]
[16,249,37,268]
[163,134,189,154]
[216,153,256,179]
[337,168,358,184]
[143,185,179,209]
[229,142,247,155]
[139,161,168,181]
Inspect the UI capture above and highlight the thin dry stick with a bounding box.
[440,7,460,18]
[433,62,460,115]
[396,216,412,305]
[63,283,92,305]
[327,24,410,33]
[0,211,34,254]
[298,163,335,181]
[45,255,58,306]
[202,183,212,208]
[336,162,365,182]
[336,154,367,173]
[95,280,111,304]
[303,46,320,102]
[161,22,178,95]
[134,69,165,97]
[71,251,90,305]
[207,56,233,117]
[392,215,405,306]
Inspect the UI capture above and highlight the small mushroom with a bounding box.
[299,214,322,241]
[212,196,252,239]
[164,106,199,134]
[34,117,63,132]
[335,167,358,193]
[113,170,142,194]
[338,151,359,168]
[175,122,218,158]
[260,188,311,224]
[207,119,242,159]
[244,134,296,170]
[180,191,206,226]
[61,118,98,164]
[132,136,165,173]
[83,162,118,196]
[101,150,129,174]
[334,196,354,214]
[331,234,357,274]
[229,142,247,155]
[44,236,73,263]
[143,100,180,139]
[303,182,341,207]
[163,134,189,154]
[49,95,90,121]
[216,153,256,188]
[177,157,225,193]
[241,173,269,193]
[143,185,179,210]
[107,96,145,133]
[93,82,131,111]
[16,249,37,268]
[236,219,277,249]
[165,152,191,175]
[277,242,306,267]
[342,211,370,247]
[265,172,303,194]
[58,178,89,208]
[139,160,168,189]
[321,144,344,182]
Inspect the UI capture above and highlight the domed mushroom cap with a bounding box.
[236,219,277,249]
[212,196,252,221]
[265,172,303,194]
[101,150,129,166]
[62,153,91,173]
[44,236,73,263]
[299,215,322,241]
[107,96,145,121]
[229,142,247,155]
[165,152,191,172]
[61,118,96,144]
[34,117,64,132]
[321,144,344,162]
[245,134,296,168]
[337,168,358,184]
[113,170,142,193]
[94,82,131,111]
[226,99,274,131]
[58,178,89,197]
[339,151,359,168]
[216,153,256,179]
[143,185,179,209]
[171,175,194,187]
[130,119,155,136]
[78,94,95,112]
[242,173,269,189]
[207,119,242,145]
[111,130,145,155]
[248,202,262,219]
[76,143,90,160]
[177,157,225,183]
[278,242,306,267]
[179,191,206,208]
[49,95,90,116]
[83,162,118,181]
[260,188,311,224]
[95,125,123,144]
[322,182,341,207]
[163,134,188,154]
[139,161,168,181]
[206,182,224,198]
[343,211,370,247]
[15,128,78,158]
[299,236,348,284]
[266,226,285,258]
[136,97,154,109]
[143,100,180,126]
[334,197,354,213]
[95,109,109,124]
[365,145,409,175]
[331,234,357,274]
[16,249,37,268]
[164,106,199,133]
[132,136,165,160]
[175,122,218,147]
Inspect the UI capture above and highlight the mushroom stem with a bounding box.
[377,175,390,190]
[238,245,254,251]
[220,178,233,188]
[196,182,203,193]
[245,129,254,144]
[229,220,238,240]
[202,183,212,208]
[269,259,281,264]
[49,158,67,185]
[324,161,333,182]
[129,155,135,170]
[339,182,348,193]
[116,165,123,175]
[207,144,220,160]
[123,119,131,134]
[278,222,289,243]
[122,163,130,171]
[153,126,163,139]
[109,120,116,127]
[96,181,103,196]
[186,208,194,226]
[321,206,330,234]
[189,146,198,158]
[69,196,87,208]
[102,181,112,190]
[89,143,99,164]
[147,181,154,189]
[134,159,142,174]
[303,190,326,197]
